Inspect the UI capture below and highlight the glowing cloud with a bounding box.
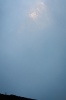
[18,1,53,34]
[29,11,38,20]
[29,1,46,20]
[28,1,53,29]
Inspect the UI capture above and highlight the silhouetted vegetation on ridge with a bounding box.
[0,93,36,100]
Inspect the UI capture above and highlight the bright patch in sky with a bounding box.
[29,11,38,20]
[29,1,46,20]
[28,1,52,28]
[18,1,52,33]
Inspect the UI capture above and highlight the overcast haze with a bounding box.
[0,0,66,100]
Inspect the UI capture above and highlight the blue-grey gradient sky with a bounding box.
[0,0,66,100]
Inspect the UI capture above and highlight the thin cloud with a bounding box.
[17,1,53,35]
[29,1,46,20]
[28,1,53,29]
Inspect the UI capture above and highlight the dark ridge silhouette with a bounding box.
[0,93,36,100]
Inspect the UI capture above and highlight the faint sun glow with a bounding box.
[29,1,46,20]
[29,11,38,20]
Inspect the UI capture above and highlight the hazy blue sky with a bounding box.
[0,0,66,100]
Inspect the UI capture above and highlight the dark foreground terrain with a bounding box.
[0,93,36,100]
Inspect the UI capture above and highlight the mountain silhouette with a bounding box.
[0,93,36,100]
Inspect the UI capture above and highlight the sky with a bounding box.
[0,0,66,100]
